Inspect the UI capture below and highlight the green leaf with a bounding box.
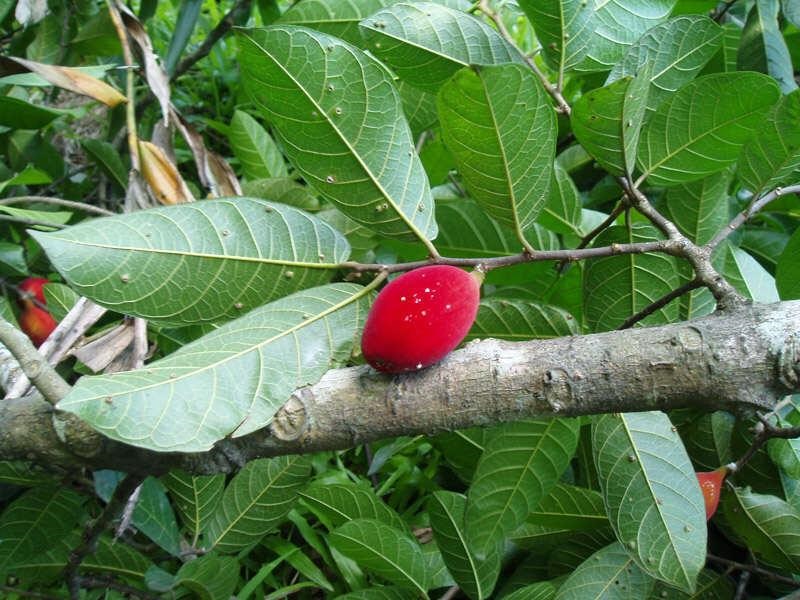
[438,64,556,240]
[720,487,800,571]
[785,0,800,27]
[175,555,239,600]
[0,486,84,574]
[501,582,556,600]
[0,165,53,195]
[637,73,780,186]
[94,472,182,556]
[164,0,203,75]
[676,411,734,472]
[0,242,27,276]
[547,528,619,577]
[738,89,800,196]
[162,470,224,544]
[277,0,393,45]
[517,0,593,72]
[33,198,349,325]
[466,298,579,342]
[737,0,798,94]
[715,242,779,303]
[330,519,429,594]
[241,177,321,211]
[360,2,522,92]
[0,204,70,226]
[431,428,489,483]
[740,227,790,271]
[80,139,128,188]
[465,418,580,558]
[540,162,582,236]
[584,223,679,332]
[662,172,731,245]
[428,491,500,600]
[229,110,288,179]
[299,482,408,532]
[526,484,609,531]
[650,568,734,599]
[40,282,78,322]
[777,225,800,300]
[0,96,64,129]
[593,412,706,592]
[554,542,655,600]
[237,26,437,244]
[422,541,455,590]
[336,588,416,600]
[207,455,312,553]
[571,69,650,177]
[608,16,723,113]
[58,283,370,452]
[397,80,438,138]
[262,537,335,591]
[0,462,53,487]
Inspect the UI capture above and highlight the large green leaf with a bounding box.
[571,69,650,176]
[502,582,556,600]
[229,110,288,179]
[174,555,239,600]
[162,470,225,544]
[33,198,349,325]
[547,528,618,577]
[299,481,408,532]
[438,64,556,241]
[465,418,580,559]
[554,542,654,600]
[428,491,500,600]
[526,484,609,531]
[676,411,734,472]
[662,172,730,245]
[720,487,800,571]
[584,223,679,332]
[737,0,797,93]
[360,2,521,92]
[94,472,182,556]
[330,519,429,594]
[593,412,706,592]
[58,283,370,452]
[517,0,593,72]
[738,89,800,196]
[276,0,393,45]
[0,462,53,487]
[649,568,734,599]
[466,298,578,342]
[0,486,83,575]
[207,455,312,553]
[336,588,416,600]
[396,80,439,137]
[637,72,780,186]
[608,16,723,113]
[777,225,800,300]
[237,26,437,244]
[0,96,64,129]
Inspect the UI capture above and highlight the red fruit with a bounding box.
[18,277,49,308]
[19,305,57,346]
[361,265,482,373]
[696,468,727,520]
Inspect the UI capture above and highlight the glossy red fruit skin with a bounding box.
[696,468,727,520]
[18,277,49,308]
[361,265,481,373]
[19,305,57,346]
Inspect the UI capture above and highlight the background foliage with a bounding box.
[0,0,799,598]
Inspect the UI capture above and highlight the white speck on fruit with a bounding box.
[424,287,430,293]
[421,310,427,316]
[416,363,422,369]
[445,304,452,311]
[400,296,406,302]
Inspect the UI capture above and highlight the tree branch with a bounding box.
[0,301,798,476]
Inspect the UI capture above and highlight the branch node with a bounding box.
[270,390,310,441]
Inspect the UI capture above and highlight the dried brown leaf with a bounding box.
[138,141,194,205]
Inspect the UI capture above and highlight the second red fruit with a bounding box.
[19,305,57,347]
[18,276,49,308]
[696,468,727,520]
[361,265,482,373]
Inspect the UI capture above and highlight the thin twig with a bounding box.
[708,184,800,250]
[363,443,380,490]
[0,195,115,216]
[734,418,800,473]
[558,200,626,272]
[440,585,461,600]
[711,0,739,22]
[172,0,253,79]
[116,482,142,540]
[476,0,570,114]
[0,318,71,404]
[106,0,140,171]
[0,585,61,599]
[77,575,158,600]
[65,474,145,600]
[617,280,704,329]
[707,554,800,588]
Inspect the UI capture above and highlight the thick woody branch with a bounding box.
[0,301,798,476]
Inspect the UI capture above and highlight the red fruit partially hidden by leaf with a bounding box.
[361,265,482,373]
[19,305,57,347]
[696,468,727,520]
[18,277,49,308]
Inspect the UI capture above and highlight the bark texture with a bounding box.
[2,301,799,476]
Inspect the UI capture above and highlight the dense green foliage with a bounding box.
[0,0,799,598]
